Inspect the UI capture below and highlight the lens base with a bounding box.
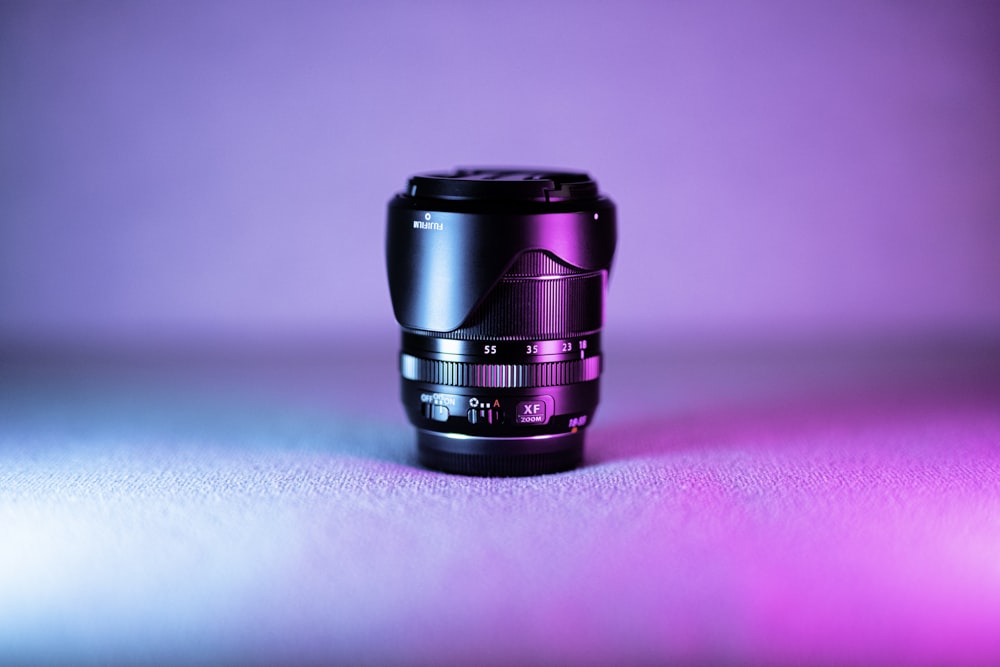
[417,430,583,477]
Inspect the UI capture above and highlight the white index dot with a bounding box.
[593,213,599,220]
[424,213,431,220]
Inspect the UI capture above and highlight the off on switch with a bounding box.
[422,403,450,422]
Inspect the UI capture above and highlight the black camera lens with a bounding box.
[386,168,617,476]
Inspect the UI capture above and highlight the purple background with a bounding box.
[2,0,1000,345]
[3,4,1000,664]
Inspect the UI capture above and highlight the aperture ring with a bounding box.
[401,353,601,388]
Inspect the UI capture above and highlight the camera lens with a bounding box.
[386,168,617,476]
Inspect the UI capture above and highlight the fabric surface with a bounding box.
[1,343,999,666]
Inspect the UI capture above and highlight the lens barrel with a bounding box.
[386,168,616,476]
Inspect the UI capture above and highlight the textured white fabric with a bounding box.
[2,349,999,665]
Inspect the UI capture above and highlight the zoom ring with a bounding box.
[435,270,605,341]
[401,354,601,389]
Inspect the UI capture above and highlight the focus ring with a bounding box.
[401,353,601,388]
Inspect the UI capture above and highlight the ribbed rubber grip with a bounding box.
[504,251,580,277]
[434,251,605,341]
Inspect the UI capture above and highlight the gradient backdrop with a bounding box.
[4,3,1000,665]
[2,0,999,346]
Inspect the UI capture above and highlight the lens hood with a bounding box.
[386,169,616,333]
